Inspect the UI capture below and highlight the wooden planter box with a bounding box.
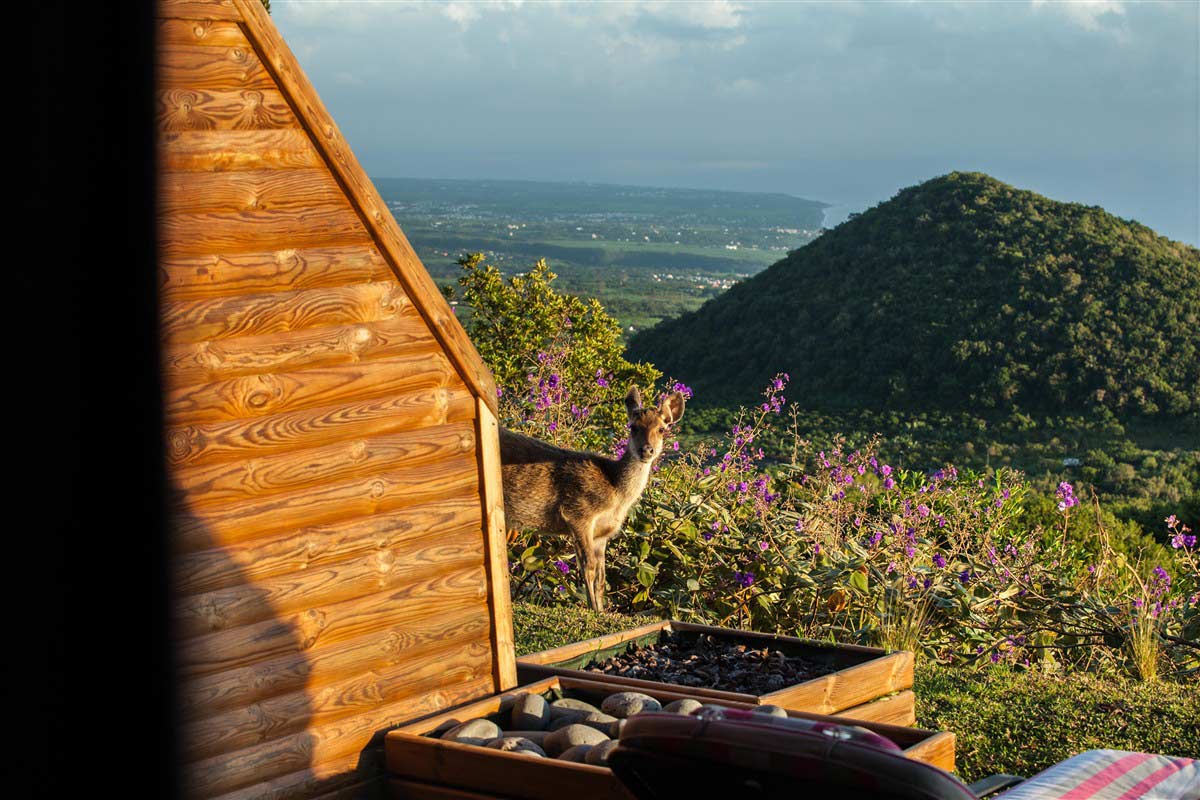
[385,675,954,800]
[517,620,916,726]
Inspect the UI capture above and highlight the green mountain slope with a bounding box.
[628,172,1200,416]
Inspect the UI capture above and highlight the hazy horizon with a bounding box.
[275,0,1199,245]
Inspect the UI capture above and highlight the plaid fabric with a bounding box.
[1001,750,1198,800]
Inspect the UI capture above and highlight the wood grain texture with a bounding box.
[212,752,382,800]
[389,779,508,800]
[233,0,498,412]
[176,495,481,596]
[186,681,492,800]
[158,44,275,90]
[173,452,479,552]
[159,168,346,215]
[161,281,403,347]
[157,18,248,48]
[902,731,956,772]
[166,385,475,470]
[763,648,915,713]
[160,205,368,257]
[177,566,489,676]
[516,620,669,666]
[832,689,917,727]
[186,676,496,798]
[160,129,321,172]
[163,315,432,390]
[176,506,481,636]
[158,0,242,21]
[173,422,474,511]
[160,245,390,303]
[475,400,517,691]
[165,348,452,430]
[183,634,494,761]
[158,88,296,131]
[180,609,493,722]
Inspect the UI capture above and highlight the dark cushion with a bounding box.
[609,710,977,800]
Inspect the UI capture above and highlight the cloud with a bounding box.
[1031,0,1126,33]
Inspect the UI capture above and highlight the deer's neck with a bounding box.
[612,451,654,509]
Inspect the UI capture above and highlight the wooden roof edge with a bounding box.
[233,0,499,414]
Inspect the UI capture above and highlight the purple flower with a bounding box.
[734,570,755,587]
[959,569,972,585]
[880,464,893,477]
[758,541,770,551]
[933,553,947,569]
[813,543,821,556]
[553,559,570,575]
[917,504,931,518]
[883,477,896,491]
[1056,481,1079,511]
[596,370,609,388]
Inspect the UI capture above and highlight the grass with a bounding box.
[512,601,1200,782]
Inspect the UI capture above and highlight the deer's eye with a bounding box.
[658,427,666,434]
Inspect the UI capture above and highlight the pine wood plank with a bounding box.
[516,620,669,665]
[173,422,474,510]
[212,750,386,800]
[185,675,496,798]
[160,245,391,303]
[175,511,482,636]
[233,0,498,412]
[167,385,475,470]
[762,649,914,713]
[158,44,275,90]
[159,168,345,215]
[160,129,321,172]
[161,280,404,347]
[158,87,295,130]
[172,453,479,552]
[160,205,369,257]
[157,18,248,48]
[183,634,494,761]
[833,689,917,727]
[389,779,508,800]
[177,565,489,676]
[158,0,241,21]
[165,349,450,427]
[902,731,957,773]
[181,606,492,721]
[475,400,517,691]
[175,494,480,595]
[163,315,432,390]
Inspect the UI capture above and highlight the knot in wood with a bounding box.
[369,479,386,499]
[228,47,248,64]
[167,429,197,461]
[348,440,368,460]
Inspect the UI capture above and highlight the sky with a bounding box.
[274,0,1200,244]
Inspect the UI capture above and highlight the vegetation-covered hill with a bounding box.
[629,172,1200,416]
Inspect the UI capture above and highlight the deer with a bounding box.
[499,385,686,612]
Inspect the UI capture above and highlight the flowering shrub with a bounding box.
[479,259,1199,680]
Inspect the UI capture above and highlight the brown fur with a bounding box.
[500,386,686,611]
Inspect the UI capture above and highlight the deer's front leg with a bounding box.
[588,538,610,613]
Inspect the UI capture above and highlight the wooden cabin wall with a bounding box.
[156,2,513,797]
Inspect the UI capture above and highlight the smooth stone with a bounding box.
[441,718,502,746]
[548,711,618,733]
[585,739,620,766]
[754,704,789,718]
[544,724,610,756]
[549,698,601,719]
[601,692,662,718]
[663,698,703,715]
[500,730,552,745]
[557,744,593,763]
[511,693,551,731]
[487,737,547,757]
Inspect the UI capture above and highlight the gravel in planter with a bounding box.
[582,631,839,695]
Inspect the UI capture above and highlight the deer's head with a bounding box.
[624,386,686,464]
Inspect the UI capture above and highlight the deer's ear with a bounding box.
[625,386,643,418]
[659,391,686,425]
